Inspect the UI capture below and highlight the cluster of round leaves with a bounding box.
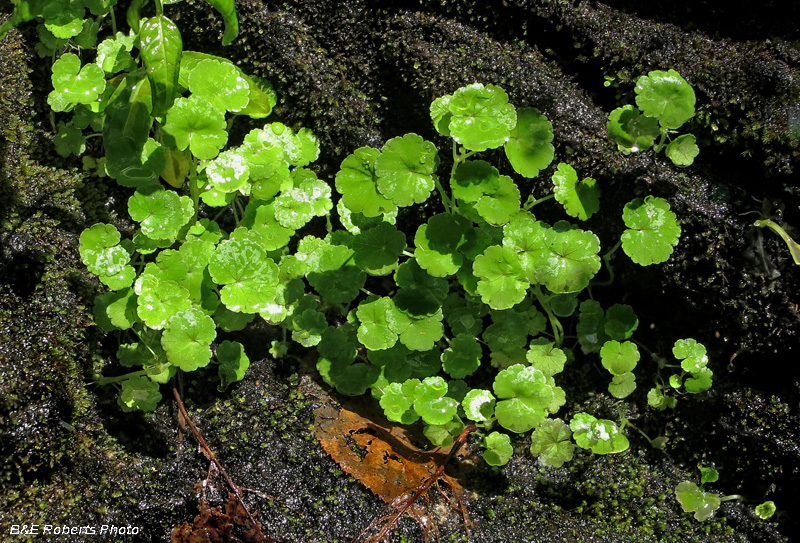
[607,69,700,166]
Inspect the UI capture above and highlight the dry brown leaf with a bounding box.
[313,398,465,503]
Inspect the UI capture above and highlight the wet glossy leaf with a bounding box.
[128,186,194,241]
[570,413,629,454]
[473,245,528,310]
[665,133,699,166]
[600,340,639,375]
[375,134,439,207]
[162,95,228,160]
[504,107,554,178]
[162,307,216,371]
[48,53,106,112]
[635,69,696,129]
[188,58,249,112]
[552,163,600,221]
[447,83,516,151]
[607,105,660,152]
[621,196,681,265]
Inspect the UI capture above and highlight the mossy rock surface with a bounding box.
[0,1,797,542]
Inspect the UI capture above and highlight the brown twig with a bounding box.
[172,387,269,543]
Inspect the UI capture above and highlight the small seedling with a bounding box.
[607,69,699,166]
[675,466,744,521]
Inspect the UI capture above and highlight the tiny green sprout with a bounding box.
[607,69,699,166]
[216,340,250,391]
[483,432,514,466]
[754,218,800,265]
[675,466,744,521]
[755,501,776,519]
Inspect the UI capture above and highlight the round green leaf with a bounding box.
[462,388,495,422]
[621,196,681,265]
[473,245,529,310]
[390,310,444,352]
[161,307,216,371]
[78,223,131,278]
[608,372,637,398]
[600,340,639,375]
[606,105,660,152]
[393,259,449,316]
[135,273,193,330]
[530,418,575,468]
[552,163,600,221]
[127,187,194,241]
[665,134,699,166]
[380,379,421,424]
[527,221,601,293]
[413,376,458,426]
[635,69,696,129]
[375,134,439,207]
[206,149,250,193]
[504,107,555,178]
[442,334,481,379]
[162,95,228,160]
[526,339,567,377]
[118,376,162,412]
[353,222,406,275]
[335,147,396,217]
[604,304,638,340]
[413,214,471,277]
[570,413,629,454]
[188,58,250,112]
[48,53,106,111]
[217,340,250,390]
[483,432,513,466]
[356,297,400,351]
[447,83,517,151]
[208,234,280,313]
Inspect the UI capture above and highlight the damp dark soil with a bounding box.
[1,1,798,542]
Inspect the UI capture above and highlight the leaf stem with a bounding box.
[188,158,200,223]
[94,368,150,385]
[523,193,554,211]
[532,285,564,347]
[754,219,800,265]
[592,239,622,287]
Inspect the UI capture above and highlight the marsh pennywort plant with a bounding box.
[8,0,714,468]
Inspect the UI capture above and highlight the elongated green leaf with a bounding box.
[139,15,182,117]
[201,0,239,45]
